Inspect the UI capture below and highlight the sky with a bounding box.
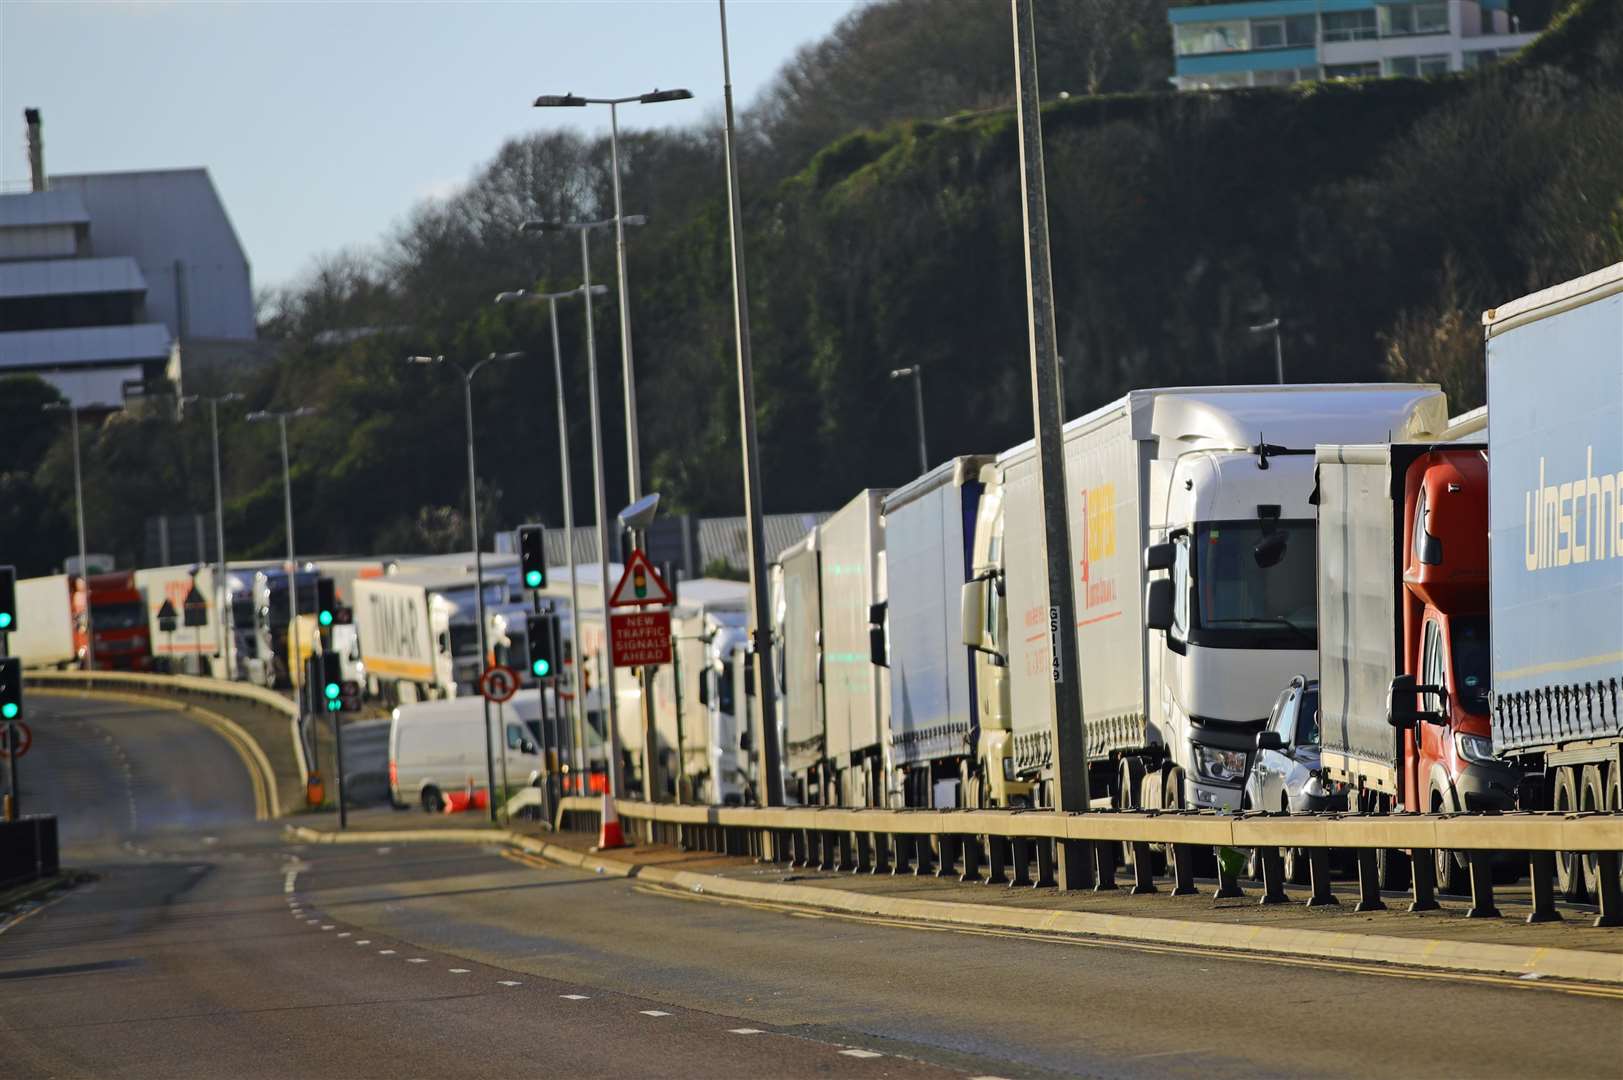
[1,0,862,292]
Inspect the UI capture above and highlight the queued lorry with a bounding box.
[651,579,751,804]
[352,570,506,703]
[13,574,80,669]
[1310,438,1518,892]
[1483,263,1623,901]
[961,384,1450,814]
[80,571,153,671]
[876,456,1021,808]
[775,490,890,806]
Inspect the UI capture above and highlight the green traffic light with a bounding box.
[532,658,551,678]
[0,612,11,628]
[324,683,340,699]
[318,610,334,627]
[525,570,542,588]
[327,699,341,712]
[1,703,16,719]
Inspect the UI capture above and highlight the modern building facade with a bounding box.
[1169,0,1538,91]
[0,110,259,408]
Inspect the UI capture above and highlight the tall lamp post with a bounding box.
[1249,317,1285,384]
[520,216,646,799]
[245,406,317,765]
[182,392,243,675]
[42,402,93,670]
[889,364,929,475]
[495,284,608,790]
[407,352,521,823]
[716,0,784,808]
[532,87,692,503]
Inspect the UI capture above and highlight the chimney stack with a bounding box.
[24,108,46,193]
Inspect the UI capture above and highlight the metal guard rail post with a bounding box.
[555,797,1623,929]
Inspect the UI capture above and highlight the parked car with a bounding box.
[1244,677,1346,882]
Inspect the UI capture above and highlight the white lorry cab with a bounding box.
[353,570,505,704]
[967,384,1449,814]
[388,694,553,811]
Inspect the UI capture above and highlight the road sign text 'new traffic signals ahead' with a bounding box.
[610,610,672,667]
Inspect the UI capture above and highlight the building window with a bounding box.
[1462,49,1498,69]
[1325,62,1381,80]
[1176,20,1250,56]
[1419,53,1451,75]
[1381,3,1449,37]
[1322,10,1378,42]
[1186,72,1251,91]
[1253,18,1286,49]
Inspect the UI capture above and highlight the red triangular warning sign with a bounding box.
[608,549,674,607]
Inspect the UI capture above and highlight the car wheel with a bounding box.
[421,786,444,813]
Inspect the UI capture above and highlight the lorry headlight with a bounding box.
[1193,744,1247,785]
[1454,732,1496,765]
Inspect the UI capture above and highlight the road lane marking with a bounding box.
[337,932,351,938]
[729,1029,764,1035]
[840,1049,882,1059]
[560,994,590,1000]
[378,950,396,955]
[355,940,371,945]
[498,980,521,986]
[406,958,428,963]
[449,969,470,974]
[320,925,335,931]
[639,1010,671,1017]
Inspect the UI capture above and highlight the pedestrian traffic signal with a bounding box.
[316,577,337,628]
[0,657,20,721]
[518,525,546,590]
[0,565,15,632]
[526,612,555,679]
[320,649,342,712]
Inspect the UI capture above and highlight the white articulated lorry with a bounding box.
[352,571,504,703]
[965,384,1449,814]
[818,490,891,806]
[776,530,827,803]
[880,456,1005,808]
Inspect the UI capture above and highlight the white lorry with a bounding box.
[964,384,1449,813]
[13,574,79,669]
[652,579,751,804]
[353,571,504,703]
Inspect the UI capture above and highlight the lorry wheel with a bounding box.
[1579,765,1607,899]
[1610,766,1623,898]
[1161,767,1214,876]
[1375,846,1411,892]
[421,786,444,813]
[1552,766,1587,902]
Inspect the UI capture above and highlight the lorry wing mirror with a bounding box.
[1387,674,1449,728]
[1253,531,1288,568]
[1256,730,1286,752]
[1144,542,1175,572]
[960,579,986,650]
[869,601,888,668]
[1145,578,1174,632]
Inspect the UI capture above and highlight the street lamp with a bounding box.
[245,405,316,700]
[533,87,693,506]
[519,217,648,800]
[1249,317,1284,384]
[41,402,92,669]
[405,351,520,822]
[181,392,243,675]
[494,284,609,789]
[889,365,929,475]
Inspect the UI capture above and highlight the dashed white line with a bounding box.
[639,1010,671,1017]
[728,1029,764,1035]
[378,949,396,955]
[497,980,521,987]
[560,994,590,1001]
[448,968,470,974]
[840,1050,883,1059]
[320,925,335,931]
[355,940,371,945]
[337,932,351,938]
[406,958,428,964]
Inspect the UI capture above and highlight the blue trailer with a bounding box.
[1485,261,1623,900]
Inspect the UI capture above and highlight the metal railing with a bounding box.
[557,797,1623,928]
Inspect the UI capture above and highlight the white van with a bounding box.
[389,695,552,811]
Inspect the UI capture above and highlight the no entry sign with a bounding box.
[479,665,519,703]
[610,610,672,668]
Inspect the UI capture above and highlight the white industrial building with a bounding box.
[0,110,260,409]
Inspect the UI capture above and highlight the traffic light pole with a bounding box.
[2,638,17,821]
[326,639,348,830]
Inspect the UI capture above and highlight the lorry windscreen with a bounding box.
[1190,519,1316,649]
[1450,616,1491,716]
[92,603,147,631]
[449,625,480,658]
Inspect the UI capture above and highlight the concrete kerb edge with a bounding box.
[29,685,279,820]
[284,822,1623,986]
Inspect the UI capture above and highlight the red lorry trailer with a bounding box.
[76,571,153,671]
[1314,442,1521,891]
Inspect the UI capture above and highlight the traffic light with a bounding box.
[518,525,546,590]
[526,612,555,679]
[0,564,15,632]
[0,657,20,722]
[316,578,337,628]
[320,649,342,712]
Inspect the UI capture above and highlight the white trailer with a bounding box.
[651,580,750,804]
[982,384,1448,812]
[817,489,890,806]
[353,571,503,703]
[14,574,79,669]
[776,531,826,803]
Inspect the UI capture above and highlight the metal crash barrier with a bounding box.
[557,797,1623,929]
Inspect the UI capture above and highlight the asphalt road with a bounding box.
[2,696,1620,1078]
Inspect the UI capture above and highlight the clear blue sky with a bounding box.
[1,0,861,292]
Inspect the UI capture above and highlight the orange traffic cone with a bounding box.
[594,791,626,850]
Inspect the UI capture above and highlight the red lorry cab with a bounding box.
[75,571,153,671]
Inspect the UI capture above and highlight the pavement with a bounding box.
[3,695,1621,1078]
